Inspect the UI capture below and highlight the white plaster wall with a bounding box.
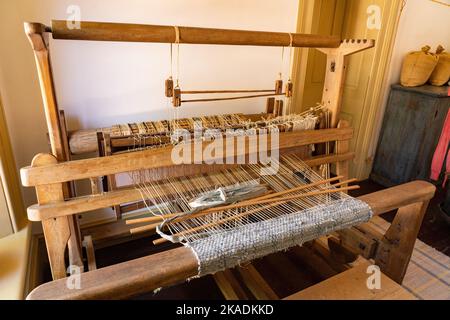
[0,0,299,206]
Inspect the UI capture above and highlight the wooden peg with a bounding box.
[275,80,283,95]
[172,87,181,107]
[274,100,284,116]
[165,78,174,97]
[285,80,293,98]
[277,100,284,116]
[266,97,275,114]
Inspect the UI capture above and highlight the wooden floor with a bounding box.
[37,179,450,300]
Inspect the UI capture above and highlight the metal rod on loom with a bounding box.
[126,175,346,225]
[181,89,275,94]
[152,185,360,245]
[181,93,285,103]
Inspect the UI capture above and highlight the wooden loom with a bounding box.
[22,20,436,300]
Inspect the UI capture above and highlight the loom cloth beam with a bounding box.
[25,180,435,300]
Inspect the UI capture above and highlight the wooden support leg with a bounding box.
[32,154,71,279]
[25,23,84,274]
[67,215,84,272]
[213,270,249,300]
[327,236,358,264]
[374,201,429,284]
[103,133,122,219]
[83,235,97,271]
[266,98,275,114]
[41,217,71,279]
[237,264,278,300]
[336,120,350,182]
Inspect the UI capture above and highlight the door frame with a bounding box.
[0,91,27,233]
[292,0,404,180]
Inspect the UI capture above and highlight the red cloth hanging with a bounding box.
[430,108,450,187]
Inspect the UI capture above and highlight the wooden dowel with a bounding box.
[182,93,285,103]
[181,89,275,94]
[169,178,357,224]
[125,176,345,226]
[50,20,342,48]
[129,222,160,235]
[330,178,357,188]
[153,185,360,245]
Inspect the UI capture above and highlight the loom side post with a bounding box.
[24,22,84,273]
[24,22,64,160]
[31,153,73,280]
[318,39,375,128]
[336,120,350,185]
[374,200,430,284]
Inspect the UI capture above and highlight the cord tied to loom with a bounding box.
[284,32,294,115]
[172,26,182,108]
[165,26,182,108]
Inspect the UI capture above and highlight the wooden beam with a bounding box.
[24,23,66,163]
[24,22,84,275]
[213,270,249,300]
[374,201,429,284]
[32,154,71,280]
[335,120,350,182]
[284,260,416,300]
[21,128,353,187]
[51,20,342,48]
[357,181,435,216]
[237,264,278,300]
[27,246,197,300]
[82,235,97,271]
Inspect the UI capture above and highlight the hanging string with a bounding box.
[287,33,294,115]
[170,43,173,79]
[288,33,294,82]
[168,43,173,122]
[173,26,181,123]
[174,26,180,88]
[170,26,180,122]
[279,46,285,80]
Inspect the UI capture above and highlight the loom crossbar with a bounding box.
[49,20,342,48]
[21,128,353,187]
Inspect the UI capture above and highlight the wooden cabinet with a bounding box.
[371,84,449,187]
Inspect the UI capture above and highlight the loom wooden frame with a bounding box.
[21,127,436,299]
[21,20,433,300]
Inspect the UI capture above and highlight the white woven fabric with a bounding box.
[187,198,372,276]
